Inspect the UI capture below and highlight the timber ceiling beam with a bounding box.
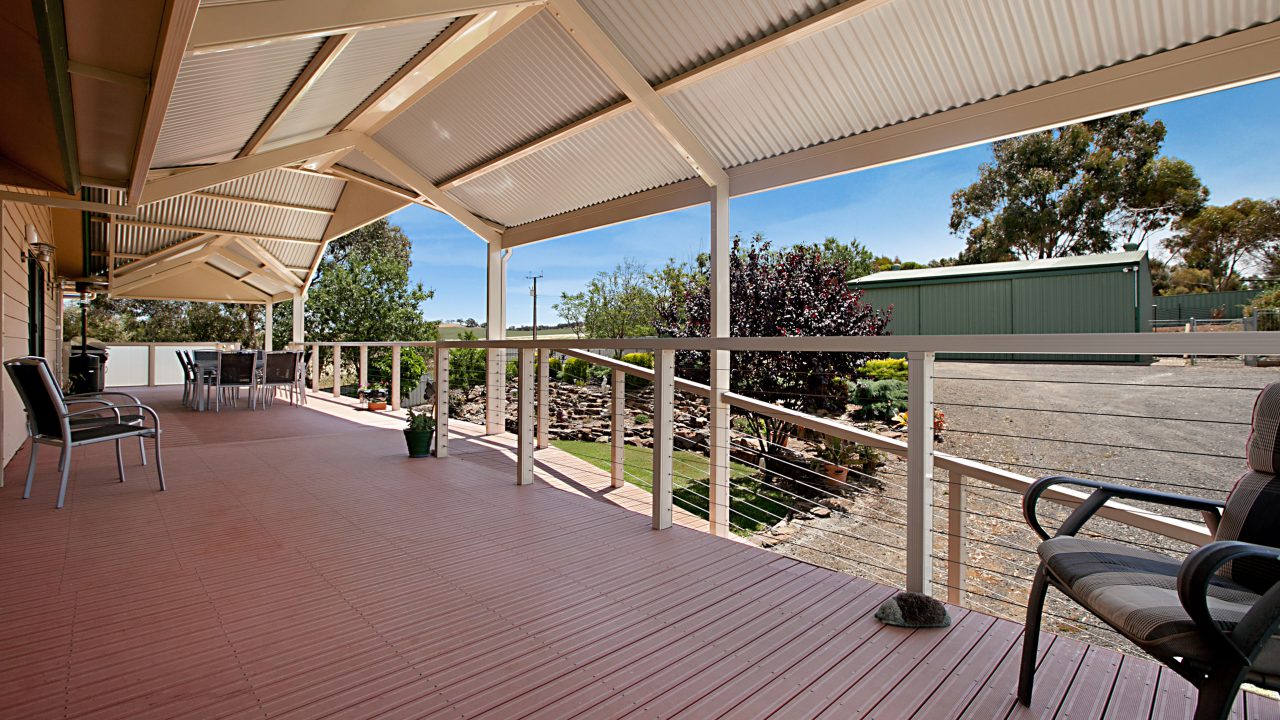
[112,233,218,279]
[546,0,726,187]
[227,238,305,289]
[188,0,543,55]
[440,0,888,190]
[113,219,322,246]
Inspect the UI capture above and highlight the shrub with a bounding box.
[548,356,562,378]
[505,358,518,382]
[851,378,908,421]
[621,352,654,390]
[633,413,650,425]
[369,347,428,397]
[1246,287,1280,331]
[560,357,592,384]
[859,357,908,382]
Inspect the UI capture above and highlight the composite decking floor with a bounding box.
[0,387,1273,719]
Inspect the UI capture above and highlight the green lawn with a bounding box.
[551,440,790,535]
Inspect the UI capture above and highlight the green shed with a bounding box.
[850,250,1153,362]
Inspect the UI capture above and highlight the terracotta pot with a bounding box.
[367,401,387,411]
[820,461,848,487]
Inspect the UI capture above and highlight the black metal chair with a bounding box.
[260,351,299,406]
[1019,381,1280,720]
[213,351,257,411]
[4,356,164,509]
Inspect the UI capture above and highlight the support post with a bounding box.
[391,345,402,411]
[434,347,450,458]
[652,348,674,529]
[292,292,305,344]
[906,351,936,594]
[537,347,550,448]
[264,301,274,351]
[358,345,368,389]
[485,245,508,434]
[310,344,319,391]
[947,470,967,606]
[147,345,157,386]
[517,347,535,485]
[708,183,731,536]
[332,344,341,397]
[611,368,625,488]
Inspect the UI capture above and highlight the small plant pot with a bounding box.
[820,462,848,487]
[367,401,388,411]
[404,429,435,458]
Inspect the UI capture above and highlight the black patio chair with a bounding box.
[260,351,299,407]
[213,350,257,411]
[1018,381,1280,720]
[4,356,164,509]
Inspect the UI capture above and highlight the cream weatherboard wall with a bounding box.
[0,190,59,466]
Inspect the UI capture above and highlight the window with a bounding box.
[27,260,45,356]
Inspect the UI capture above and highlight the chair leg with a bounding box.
[1018,565,1050,706]
[139,436,147,465]
[153,432,165,492]
[55,445,71,509]
[115,440,126,482]
[24,442,39,499]
[1193,666,1247,720]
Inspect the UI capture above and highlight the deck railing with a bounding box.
[302,332,1275,620]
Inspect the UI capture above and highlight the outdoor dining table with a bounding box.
[190,351,264,411]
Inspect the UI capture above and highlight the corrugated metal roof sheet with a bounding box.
[853,250,1147,285]
[335,150,414,193]
[375,11,623,183]
[580,0,842,83]
[152,38,324,167]
[114,227,195,258]
[446,109,696,227]
[261,19,455,151]
[134,194,331,241]
[666,0,1280,169]
[256,238,321,269]
[205,168,345,209]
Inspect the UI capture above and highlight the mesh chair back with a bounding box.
[263,352,297,384]
[4,357,67,439]
[219,352,256,385]
[1218,382,1280,592]
[193,350,216,365]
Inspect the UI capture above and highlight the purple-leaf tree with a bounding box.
[655,234,890,470]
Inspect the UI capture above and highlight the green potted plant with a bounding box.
[813,436,853,486]
[405,406,436,458]
[362,383,389,411]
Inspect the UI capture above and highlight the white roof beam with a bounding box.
[141,131,360,205]
[227,238,305,289]
[442,0,888,190]
[336,7,543,136]
[238,34,355,158]
[188,0,542,54]
[112,245,221,294]
[114,219,323,246]
[355,135,503,243]
[111,233,217,279]
[126,0,200,206]
[546,0,726,187]
[189,191,335,215]
[502,19,1280,248]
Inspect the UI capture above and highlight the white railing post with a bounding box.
[652,348,674,530]
[332,344,341,397]
[611,368,625,488]
[435,347,450,458]
[709,182,731,537]
[517,347,535,485]
[358,345,368,390]
[537,348,550,449]
[147,345,157,386]
[310,344,319,392]
[906,350,935,594]
[264,301,273,351]
[947,470,967,606]
[391,345,402,410]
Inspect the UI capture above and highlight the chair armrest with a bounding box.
[1178,540,1280,664]
[1023,475,1224,541]
[63,403,160,428]
[66,391,142,404]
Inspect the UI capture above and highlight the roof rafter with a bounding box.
[112,233,218,279]
[440,0,888,190]
[237,33,355,158]
[127,0,201,206]
[141,131,360,205]
[226,237,305,289]
[354,135,503,243]
[113,219,323,246]
[112,243,223,294]
[188,0,541,54]
[189,191,335,215]
[545,0,726,187]
[337,7,543,136]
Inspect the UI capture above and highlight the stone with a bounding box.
[595,435,610,443]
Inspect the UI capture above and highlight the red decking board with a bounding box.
[0,387,1275,720]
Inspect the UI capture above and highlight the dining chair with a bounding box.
[4,356,164,509]
[260,351,299,407]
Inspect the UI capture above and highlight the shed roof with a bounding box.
[852,251,1147,287]
[3,1,1279,304]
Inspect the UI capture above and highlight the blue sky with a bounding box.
[391,77,1280,326]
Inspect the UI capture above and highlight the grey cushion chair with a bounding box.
[1019,381,1280,720]
[4,356,164,509]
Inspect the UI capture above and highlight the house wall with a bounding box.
[0,189,59,466]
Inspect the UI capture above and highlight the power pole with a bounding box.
[527,271,544,340]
